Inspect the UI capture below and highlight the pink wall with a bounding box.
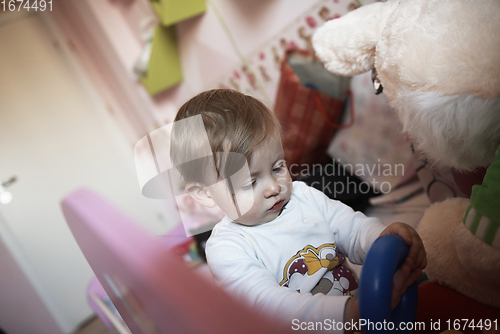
[50,0,361,142]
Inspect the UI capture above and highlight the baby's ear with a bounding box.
[312,1,398,76]
[185,183,216,208]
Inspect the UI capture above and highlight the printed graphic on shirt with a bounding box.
[280,243,358,296]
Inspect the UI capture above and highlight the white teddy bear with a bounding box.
[312,0,500,310]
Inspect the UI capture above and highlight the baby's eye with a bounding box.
[242,179,256,190]
[273,162,286,173]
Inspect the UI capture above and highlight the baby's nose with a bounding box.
[264,179,280,198]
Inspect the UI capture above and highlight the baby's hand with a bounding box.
[379,222,427,309]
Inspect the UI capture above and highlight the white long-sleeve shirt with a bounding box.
[206,181,385,331]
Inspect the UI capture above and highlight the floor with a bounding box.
[72,316,115,334]
[365,189,430,229]
[348,188,430,278]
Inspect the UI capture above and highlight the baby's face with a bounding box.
[208,137,293,226]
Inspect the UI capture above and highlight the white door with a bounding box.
[0,10,171,333]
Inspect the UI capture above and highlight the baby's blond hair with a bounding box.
[170,89,282,185]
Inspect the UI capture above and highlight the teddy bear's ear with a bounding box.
[313,1,398,77]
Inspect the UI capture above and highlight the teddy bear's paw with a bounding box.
[453,223,500,285]
[417,198,469,284]
[417,197,469,236]
[417,198,500,307]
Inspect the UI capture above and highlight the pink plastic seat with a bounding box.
[61,188,287,334]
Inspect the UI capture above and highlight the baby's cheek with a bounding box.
[232,198,263,225]
[234,189,257,217]
[282,177,293,195]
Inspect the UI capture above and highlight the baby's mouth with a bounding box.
[269,199,284,211]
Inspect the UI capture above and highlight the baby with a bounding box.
[170,89,426,332]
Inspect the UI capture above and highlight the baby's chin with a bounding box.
[232,217,272,227]
[231,212,277,226]
[233,205,288,226]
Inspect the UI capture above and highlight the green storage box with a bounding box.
[151,0,206,26]
[140,24,183,95]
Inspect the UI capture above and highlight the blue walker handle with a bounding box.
[359,235,418,334]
